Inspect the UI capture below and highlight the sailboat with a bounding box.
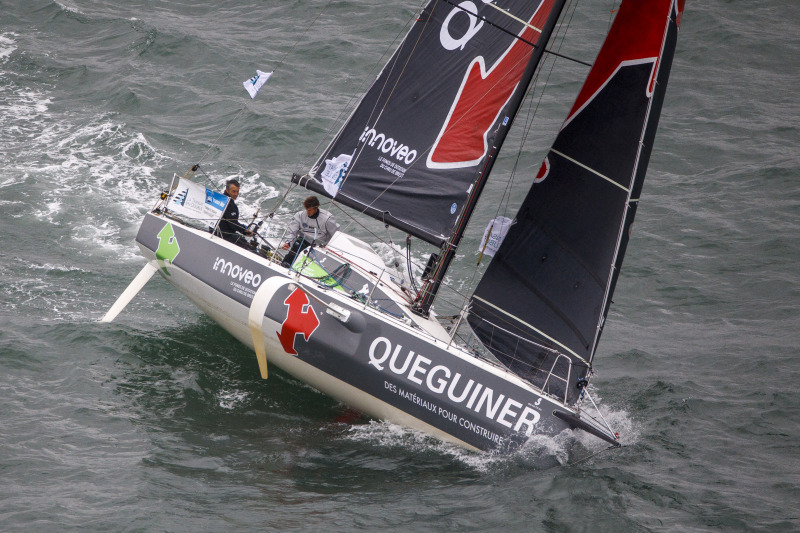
[104,0,684,453]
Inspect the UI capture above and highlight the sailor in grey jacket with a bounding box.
[282,196,339,249]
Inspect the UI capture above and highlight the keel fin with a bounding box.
[248,277,293,379]
[249,285,272,379]
[101,262,159,323]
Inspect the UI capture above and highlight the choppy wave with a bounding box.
[1,57,276,265]
[0,33,17,62]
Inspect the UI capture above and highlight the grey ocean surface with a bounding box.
[1,0,799,531]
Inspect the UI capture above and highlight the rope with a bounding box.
[193,108,246,169]
[566,444,619,467]
[582,387,617,438]
[326,0,437,222]
[297,248,407,318]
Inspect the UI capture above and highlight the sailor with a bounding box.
[218,179,252,244]
[281,196,339,266]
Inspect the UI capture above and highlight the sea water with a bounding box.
[1,1,798,530]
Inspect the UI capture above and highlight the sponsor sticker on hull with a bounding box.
[276,288,320,355]
[367,336,542,448]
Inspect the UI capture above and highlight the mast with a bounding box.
[412,0,567,316]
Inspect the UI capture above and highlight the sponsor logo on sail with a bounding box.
[439,1,486,51]
[359,127,418,166]
[429,0,552,169]
[205,189,228,210]
[320,152,352,197]
[172,188,189,207]
[535,156,550,183]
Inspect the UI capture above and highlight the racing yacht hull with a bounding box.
[135,212,614,452]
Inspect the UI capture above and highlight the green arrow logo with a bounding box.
[156,222,180,276]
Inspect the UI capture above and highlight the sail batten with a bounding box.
[473,296,585,362]
[550,148,631,193]
[468,0,684,402]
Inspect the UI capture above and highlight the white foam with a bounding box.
[218,390,248,410]
[0,33,17,62]
[28,263,88,273]
[342,389,634,469]
[574,386,638,450]
[343,419,541,471]
[54,1,83,15]
[1,61,283,264]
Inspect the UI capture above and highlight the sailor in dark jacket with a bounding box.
[218,179,252,244]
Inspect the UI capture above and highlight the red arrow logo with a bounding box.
[275,288,320,355]
[429,0,555,168]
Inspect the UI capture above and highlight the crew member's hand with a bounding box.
[245,230,253,236]
[281,242,289,250]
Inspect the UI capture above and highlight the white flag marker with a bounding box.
[243,70,273,98]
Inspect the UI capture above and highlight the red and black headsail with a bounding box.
[468,0,685,401]
[296,0,565,247]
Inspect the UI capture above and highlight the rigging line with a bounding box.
[440,0,592,67]
[316,0,430,191]
[455,76,550,315]
[194,107,246,168]
[453,0,578,318]
[302,1,422,170]
[275,0,336,73]
[328,198,475,302]
[550,148,630,193]
[607,0,619,33]
[486,0,578,207]
[492,0,577,213]
[470,303,574,360]
[384,224,403,272]
[590,4,675,365]
[327,204,447,296]
[327,0,560,232]
[337,0,548,224]
[483,1,542,33]
[332,0,526,214]
[332,0,435,197]
[328,202,394,249]
[316,245,414,304]
[565,444,618,467]
[583,387,617,438]
[361,0,434,136]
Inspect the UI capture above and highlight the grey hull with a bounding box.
[136,212,611,452]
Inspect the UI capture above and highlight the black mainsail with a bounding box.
[295,0,565,247]
[468,0,684,402]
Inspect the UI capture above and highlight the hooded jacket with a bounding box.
[286,208,339,246]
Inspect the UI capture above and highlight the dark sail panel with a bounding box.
[298,0,562,246]
[468,0,684,401]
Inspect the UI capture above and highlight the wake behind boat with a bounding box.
[104,0,684,453]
